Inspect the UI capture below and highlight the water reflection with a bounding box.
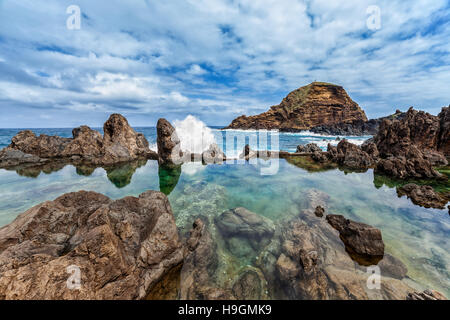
[158,164,182,195]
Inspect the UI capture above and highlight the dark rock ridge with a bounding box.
[374,107,448,179]
[305,107,449,183]
[326,214,385,265]
[397,184,449,209]
[310,109,407,136]
[225,82,368,131]
[0,114,157,168]
[0,190,184,300]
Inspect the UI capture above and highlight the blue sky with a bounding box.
[0,0,449,128]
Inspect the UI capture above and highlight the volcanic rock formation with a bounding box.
[0,190,184,300]
[225,82,368,131]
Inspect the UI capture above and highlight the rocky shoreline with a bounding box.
[1,185,446,300]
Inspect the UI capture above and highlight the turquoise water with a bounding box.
[0,128,448,297]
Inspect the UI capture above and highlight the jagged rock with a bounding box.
[375,145,443,180]
[62,126,103,159]
[407,289,447,300]
[326,139,372,170]
[156,118,182,167]
[373,107,447,179]
[361,139,379,160]
[397,184,449,209]
[225,82,367,131]
[261,216,411,300]
[0,190,184,300]
[1,114,157,168]
[326,214,384,265]
[438,106,450,157]
[101,114,152,165]
[311,110,407,136]
[202,143,225,164]
[7,130,71,158]
[296,143,322,153]
[215,208,275,257]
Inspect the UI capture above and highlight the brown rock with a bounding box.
[397,183,448,209]
[438,106,450,157]
[326,214,384,265]
[407,289,447,300]
[156,118,183,167]
[296,143,322,153]
[1,114,157,168]
[225,82,367,131]
[179,219,234,300]
[326,139,373,170]
[102,114,152,165]
[0,190,183,300]
[373,107,448,179]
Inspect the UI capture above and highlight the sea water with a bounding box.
[0,127,448,297]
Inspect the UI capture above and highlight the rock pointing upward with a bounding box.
[225,82,367,131]
[0,113,157,167]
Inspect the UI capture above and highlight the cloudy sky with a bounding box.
[0,0,449,128]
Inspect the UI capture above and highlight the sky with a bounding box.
[0,0,449,128]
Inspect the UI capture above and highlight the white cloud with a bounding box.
[0,0,449,127]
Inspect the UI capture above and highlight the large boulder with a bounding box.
[62,126,104,159]
[0,190,183,300]
[102,114,152,165]
[326,139,373,170]
[156,118,182,167]
[326,214,384,265]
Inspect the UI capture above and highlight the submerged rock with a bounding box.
[0,190,183,300]
[180,219,234,300]
[314,206,325,218]
[396,183,449,209]
[326,214,384,265]
[215,207,275,257]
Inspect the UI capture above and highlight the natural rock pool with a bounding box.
[0,156,448,298]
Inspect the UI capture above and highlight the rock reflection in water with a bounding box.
[105,159,148,188]
[158,164,182,196]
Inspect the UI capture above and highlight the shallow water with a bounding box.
[0,128,448,297]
